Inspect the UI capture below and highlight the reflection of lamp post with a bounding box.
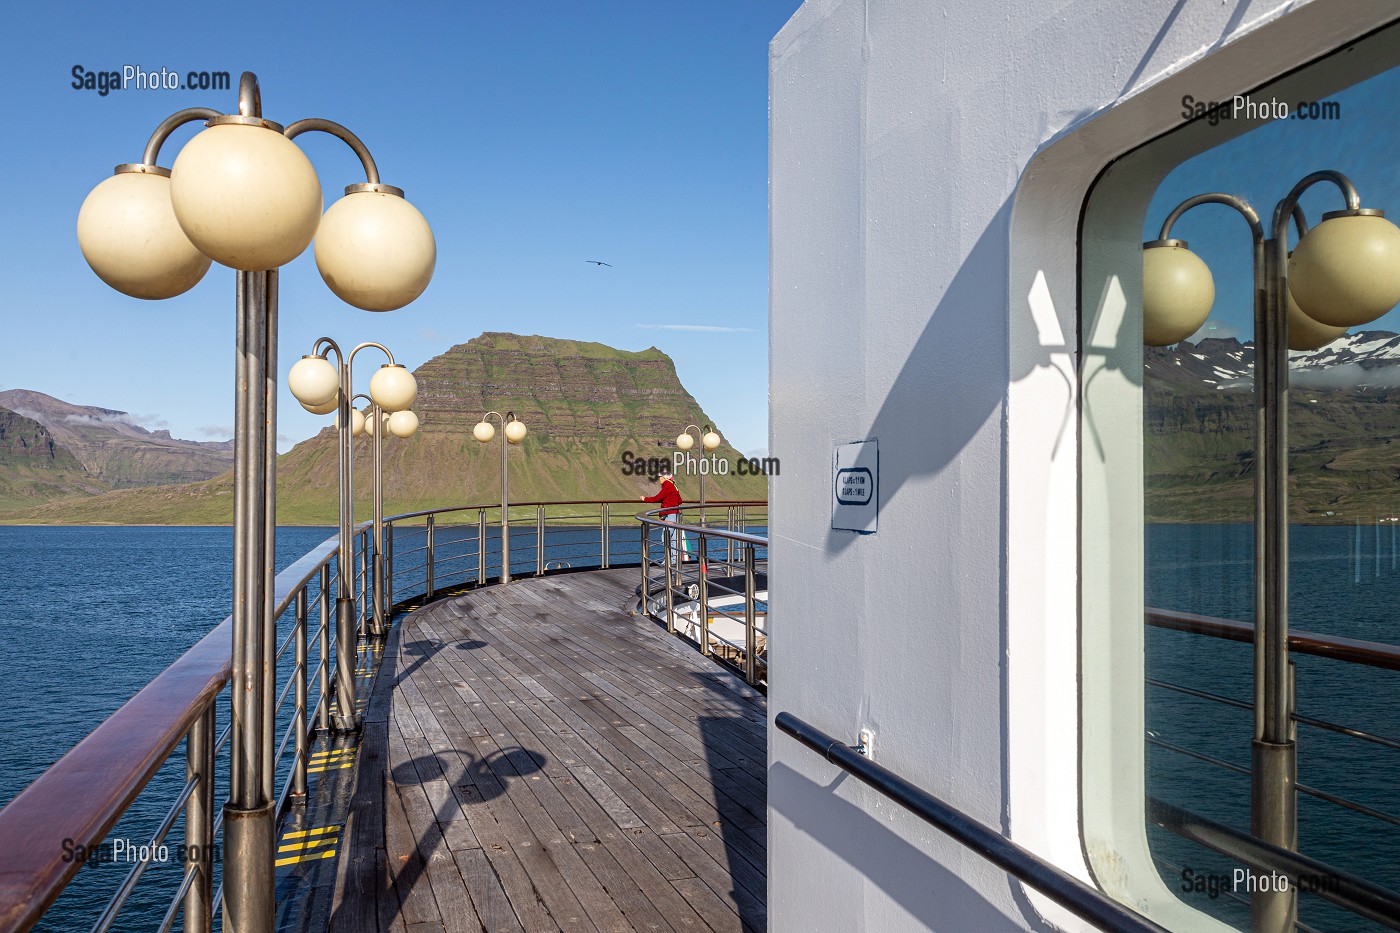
[76,71,435,933]
[474,412,527,583]
[675,423,722,517]
[290,343,416,722]
[1144,171,1400,932]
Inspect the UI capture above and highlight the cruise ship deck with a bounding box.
[328,569,767,933]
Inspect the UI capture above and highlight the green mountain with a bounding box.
[0,389,234,488]
[0,407,109,511]
[1,333,767,525]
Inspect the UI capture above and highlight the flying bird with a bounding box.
[586,260,612,267]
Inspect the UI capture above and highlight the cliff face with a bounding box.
[0,389,234,488]
[2,334,767,524]
[0,407,109,510]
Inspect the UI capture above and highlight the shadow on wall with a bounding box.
[823,198,1022,556]
[769,761,1020,928]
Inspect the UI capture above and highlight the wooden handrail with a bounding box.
[1146,608,1400,672]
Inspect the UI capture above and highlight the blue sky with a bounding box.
[1148,66,1400,344]
[0,1,800,454]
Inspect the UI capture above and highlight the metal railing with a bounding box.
[0,527,357,933]
[774,712,1173,933]
[1145,607,1400,929]
[634,503,768,685]
[0,498,761,932]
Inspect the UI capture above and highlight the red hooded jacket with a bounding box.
[642,478,682,516]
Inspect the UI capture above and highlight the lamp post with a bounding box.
[289,341,416,697]
[76,72,435,933]
[675,423,722,519]
[361,395,420,628]
[1143,171,1400,932]
[474,411,526,583]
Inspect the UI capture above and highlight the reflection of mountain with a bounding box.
[2,334,767,525]
[1146,332,1400,523]
[0,389,233,489]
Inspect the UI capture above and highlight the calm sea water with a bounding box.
[1147,523,1400,933]
[0,526,335,932]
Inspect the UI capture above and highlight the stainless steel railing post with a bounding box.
[356,537,367,637]
[184,704,215,933]
[744,543,757,684]
[601,503,610,569]
[425,515,436,600]
[478,509,487,585]
[317,565,330,732]
[640,521,650,610]
[536,505,546,576]
[725,506,734,567]
[663,522,676,634]
[293,588,308,797]
[698,530,711,657]
[386,522,395,617]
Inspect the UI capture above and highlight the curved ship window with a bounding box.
[1080,21,1400,933]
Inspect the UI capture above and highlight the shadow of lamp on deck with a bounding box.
[1141,172,1400,932]
[76,71,435,933]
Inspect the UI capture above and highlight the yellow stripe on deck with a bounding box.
[282,825,341,840]
[275,848,338,867]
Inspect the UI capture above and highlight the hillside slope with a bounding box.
[0,407,109,511]
[0,389,233,488]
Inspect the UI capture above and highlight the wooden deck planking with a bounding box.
[331,569,767,933]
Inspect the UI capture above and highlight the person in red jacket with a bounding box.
[641,468,688,579]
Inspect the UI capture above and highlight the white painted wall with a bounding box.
[767,2,1397,930]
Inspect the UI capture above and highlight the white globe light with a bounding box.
[504,420,527,444]
[368,364,416,412]
[676,433,695,452]
[365,410,390,438]
[301,392,339,415]
[387,409,419,438]
[1142,244,1215,346]
[170,121,322,271]
[1286,282,1348,351]
[287,355,340,408]
[76,169,211,299]
[350,408,366,437]
[1289,213,1400,327]
[702,431,721,451]
[315,189,436,312]
[473,421,495,443]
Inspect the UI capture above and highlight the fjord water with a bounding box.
[1147,523,1400,932]
[0,526,334,932]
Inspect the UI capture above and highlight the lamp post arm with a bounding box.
[283,118,382,186]
[138,108,223,167]
[1156,193,1264,244]
[313,337,343,366]
[347,341,395,366]
[482,411,504,426]
[1271,170,1361,240]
